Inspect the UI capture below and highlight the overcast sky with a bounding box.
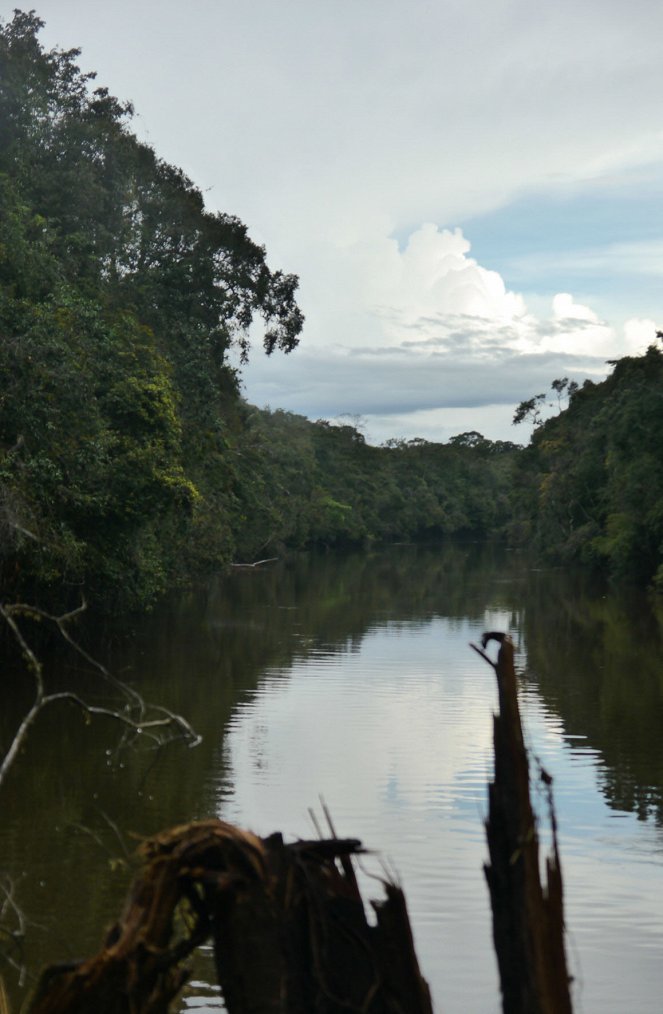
[16,0,663,443]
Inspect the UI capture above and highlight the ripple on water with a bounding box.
[199,613,663,1014]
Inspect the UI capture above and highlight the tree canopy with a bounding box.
[0,11,527,609]
[0,10,304,605]
[2,10,661,608]
[510,345,663,588]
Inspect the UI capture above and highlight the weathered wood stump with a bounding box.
[30,820,433,1014]
[477,633,573,1014]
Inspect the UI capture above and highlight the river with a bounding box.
[2,542,663,1011]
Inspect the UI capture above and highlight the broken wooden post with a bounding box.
[30,820,433,1014]
[473,632,573,1014]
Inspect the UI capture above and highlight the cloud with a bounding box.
[35,0,663,242]
[623,317,660,347]
[240,223,654,442]
[288,221,649,359]
[368,225,528,335]
[31,1,663,441]
[552,294,599,323]
[244,341,602,417]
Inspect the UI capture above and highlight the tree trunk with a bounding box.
[481,633,573,1014]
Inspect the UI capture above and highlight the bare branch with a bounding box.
[95,809,133,863]
[0,603,47,788]
[0,876,27,986]
[230,557,278,569]
[0,700,47,791]
[0,604,44,697]
[0,600,201,795]
[469,641,497,670]
[3,601,144,714]
[39,693,201,747]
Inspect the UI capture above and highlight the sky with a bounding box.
[13,0,663,444]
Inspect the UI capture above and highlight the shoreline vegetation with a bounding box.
[1,8,663,617]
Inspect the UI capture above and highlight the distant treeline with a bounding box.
[1,11,661,609]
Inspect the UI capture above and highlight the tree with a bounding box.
[0,601,200,793]
[510,345,663,587]
[0,11,304,365]
[513,393,546,428]
[0,10,304,607]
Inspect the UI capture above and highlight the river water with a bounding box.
[2,543,663,1012]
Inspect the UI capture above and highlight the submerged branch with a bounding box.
[230,557,278,569]
[0,601,200,794]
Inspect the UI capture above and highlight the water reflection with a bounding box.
[1,543,663,1012]
[519,568,663,824]
[217,614,502,1011]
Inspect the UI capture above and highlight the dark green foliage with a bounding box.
[511,346,663,588]
[0,291,198,600]
[0,10,303,606]
[230,413,519,557]
[21,12,663,607]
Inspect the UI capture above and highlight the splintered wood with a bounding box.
[475,632,573,1014]
[30,820,433,1014]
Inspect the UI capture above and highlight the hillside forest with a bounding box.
[1,10,662,611]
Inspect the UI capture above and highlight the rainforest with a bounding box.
[1,9,662,614]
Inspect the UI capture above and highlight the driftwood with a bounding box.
[30,820,433,1014]
[473,633,573,1014]
[230,558,278,569]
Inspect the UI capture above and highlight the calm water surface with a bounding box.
[2,543,663,1012]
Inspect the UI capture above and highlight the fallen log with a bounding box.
[473,633,573,1014]
[30,820,433,1014]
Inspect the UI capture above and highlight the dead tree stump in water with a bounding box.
[475,632,573,1014]
[30,820,433,1014]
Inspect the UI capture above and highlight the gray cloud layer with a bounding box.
[242,343,606,418]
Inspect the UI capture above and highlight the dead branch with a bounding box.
[230,557,278,569]
[0,876,27,986]
[0,602,200,794]
[473,633,573,1014]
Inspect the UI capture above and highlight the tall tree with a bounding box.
[0,10,304,606]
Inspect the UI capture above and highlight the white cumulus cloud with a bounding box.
[368,225,529,334]
[241,223,651,444]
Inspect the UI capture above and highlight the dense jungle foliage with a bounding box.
[512,345,663,590]
[1,11,661,610]
[0,12,519,609]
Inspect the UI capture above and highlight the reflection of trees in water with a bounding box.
[521,567,663,825]
[126,540,521,671]
[9,542,663,998]
[2,540,523,1002]
[4,542,663,1008]
[210,540,521,647]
